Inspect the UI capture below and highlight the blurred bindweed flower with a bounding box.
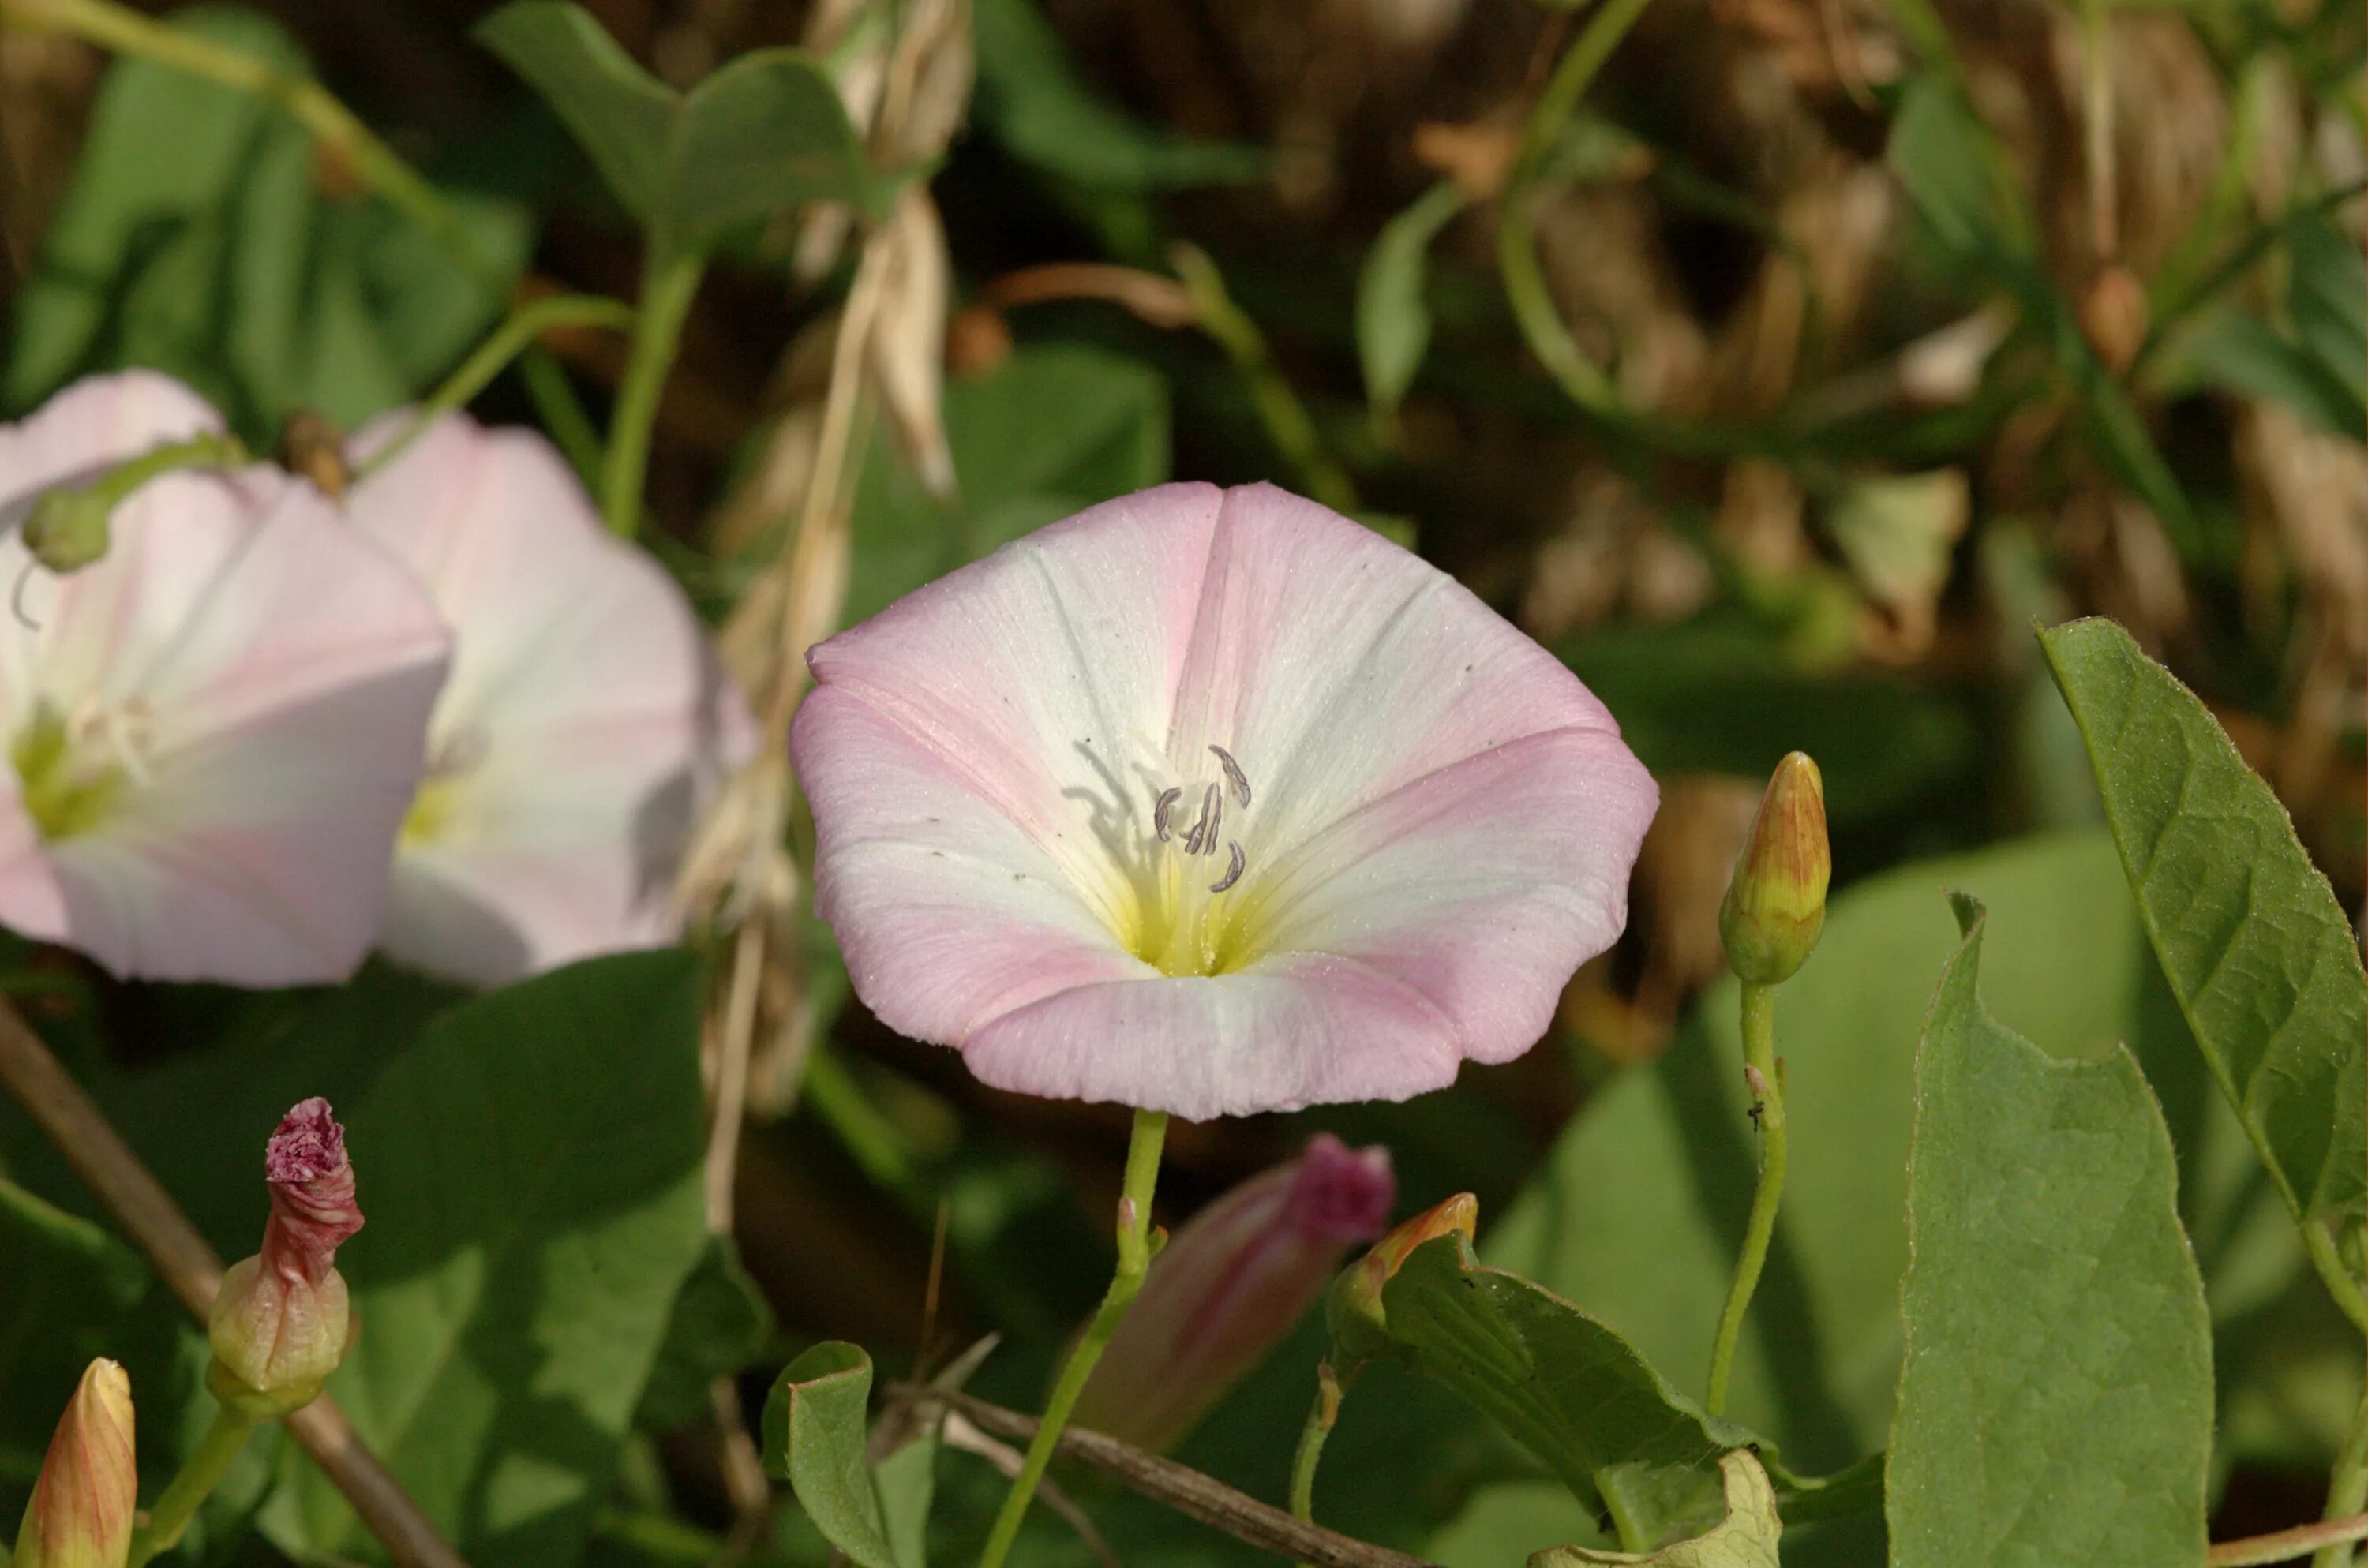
[345,414,755,986]
[1073,1132,1395,1450]
[208,1097,364,1415]
[0,372,451,985]
[13,1358,136,1568]
[792,482,1658,1118]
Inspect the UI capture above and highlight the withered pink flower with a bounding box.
[343,414,755,986]
[1073,1132,1395,1450]
[0,372,451,985]
[12,1358,136,1568]
[791,482,1658,1118]
[208,1098,363,1411]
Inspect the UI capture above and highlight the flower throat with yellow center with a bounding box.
[1117,743,1263,978]
[12,699,145,840]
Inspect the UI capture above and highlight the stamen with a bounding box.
[1183,784,1221,855]
[1208,743,1252,807]
[1154,786,1182,842]
[1209,840,1246,893]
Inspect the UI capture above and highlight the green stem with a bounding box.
[2317,1315,2368,1568]
[1287,1364,1341,1528]
[519,347,607,492]
[91,433,249,503]
[354,295,635,482]
[124,1404,257,1568]
[1169,245,1358,516]
[2306,1222,2368,1338]
[1706,981,1786,1417]
[0,0,496,286]
[802,1046,925,1205]
[976,1108,1169,1568]
[601,245,706,539]
[1493,0,1654,417]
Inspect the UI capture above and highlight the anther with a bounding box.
[1209,840,1246,893]
[1154,786,1182,842]
[1183,784,1221,855]
[1208,743,1252,807]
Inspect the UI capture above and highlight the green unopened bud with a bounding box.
[13,1359,137,1568]
[1719,751,1829,985]
[1325,1192,1478,1368]
[21,488,114,574]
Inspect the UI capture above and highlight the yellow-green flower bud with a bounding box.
[1718,751,1829,985]
[21,488,114,574]
[1325,1192,1478,1368]
[13,1359,137,1568]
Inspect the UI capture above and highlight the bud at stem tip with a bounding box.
[1719,751,1830,986]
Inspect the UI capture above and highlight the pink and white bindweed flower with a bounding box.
[343,414,754,986]
[791,481,1658,1120]
[0,372,451,985]
[1073,1132,1394,1450]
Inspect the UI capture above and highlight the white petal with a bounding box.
[347,414,755,984]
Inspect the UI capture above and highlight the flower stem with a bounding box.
[976,1108,1169,1568]
[1287,1363,1342,1529]
[1706,980,1785,1418]
[2316,1353,2368,1568]
[1493,0,1655,418]
[1169,245,1358,516]
[601,244,706,539]
[125,1403,258,1568]
[354,295,635,482]
[2303,1221,2368,1338]
[0,0,497,288]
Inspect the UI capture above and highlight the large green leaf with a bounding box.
[1887,895,2212,1566]
[1483,832,2276,1481]
[970,0,1266,190]
[3,8,524,435]
[839,342,1171,627]
[667,51,876,241]
[1531,1452,1781,1568]
[473,0,674,219]
[635,1234,777,1431]
[1379,1236,1752,1546]
[1377,1238,1873,1551]
[2041,617,2367,1224]
[762,1342,901,1568]
[264,951,710,1568]
[477,2,871,249]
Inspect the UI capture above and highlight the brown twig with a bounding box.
[972,262,1197,329]
[897,1387,1441,1568]
[0,998,472,1568]
[2209,1510,2368,1566]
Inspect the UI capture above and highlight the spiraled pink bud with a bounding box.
[1073,1133,1394,1451]
[259,1097,364,1283]
[13,1359,136,1568]
[208,1098,363,1413]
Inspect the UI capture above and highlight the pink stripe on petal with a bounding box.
[796,686,1149,1045]
[959,955,1471,1121]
